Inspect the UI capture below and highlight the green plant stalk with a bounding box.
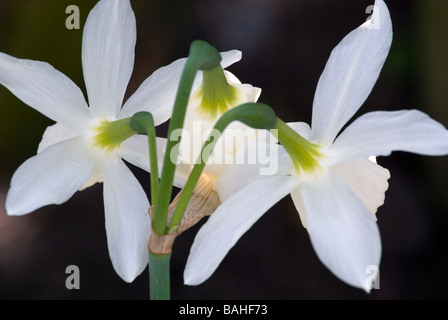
[129,112,160,206]
[146,118,159,206]
[147,41,221,301]
[152,41,221,236]
[148,251,171,300]
[166,119,227,233]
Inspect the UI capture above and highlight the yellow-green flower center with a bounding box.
[196,66,239,119]
[93,118,136,151]
[275,119,323,174]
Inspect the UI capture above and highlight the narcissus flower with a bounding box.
[0,0,239,282]
[183,0,448,291]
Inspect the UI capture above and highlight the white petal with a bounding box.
[119,57,188,123]
[311,0,392,145]
[332,110,448,164]
[290,187,308,228]
[299,171,381,292]
[82,0,136,119]
[79,165,103,191]
[37,123,103,191]
[287,122,312,140]
[118,135,191,189]
[213,142,293,202]
[332,158,390,216]
[119,50,242,123]
[184,175,299,285]
[6,137,97,216]
[0,52,91,132]
[38,123,80,153]
[101,156,151,283]
[226,70,261,103]
[220,50,242,69]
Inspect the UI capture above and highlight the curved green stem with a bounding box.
[130,112,160,205]
[152,40,222,236]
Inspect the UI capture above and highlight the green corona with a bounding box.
[196,65,239,119]
[275,119,323,174]
[94,118,137,151]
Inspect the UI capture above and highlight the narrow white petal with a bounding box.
[119,57,187,123]
[82,0,136,119]
[311,0,392,145]
[184,175,299,285]
[332,158,390,216]
[6,137,97,216]
[0,52,90,132]
[101,156,151,283]
[38,123,80,153]
[118,135,191,188]
[300,171,381,292]
[332,110,448,164]
[290,187,308,228]
[220,50,242,69]
[119,50,242,123]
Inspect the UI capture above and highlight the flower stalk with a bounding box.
[148,252,172,300]
[147,40,221,300]
[152,40,222,237]
[130,112,160,205]
[145,39,276,299]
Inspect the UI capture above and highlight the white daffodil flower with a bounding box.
[0,0,240,282]
[183,0,448,292]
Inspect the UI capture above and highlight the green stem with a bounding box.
[152,40,221,235]
[129,112,159,205]
[148,251,171,300]
[167,102,277,233]
[147,119,159,206]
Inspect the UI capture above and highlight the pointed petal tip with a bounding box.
[183,270,206,286]
[120,272,138,284]
[4,205,21,217]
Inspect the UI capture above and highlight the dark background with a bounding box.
[0,0,447,300]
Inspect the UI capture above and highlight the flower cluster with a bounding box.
[1,0,447,295]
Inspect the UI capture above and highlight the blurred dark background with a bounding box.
[0,0,447,300]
